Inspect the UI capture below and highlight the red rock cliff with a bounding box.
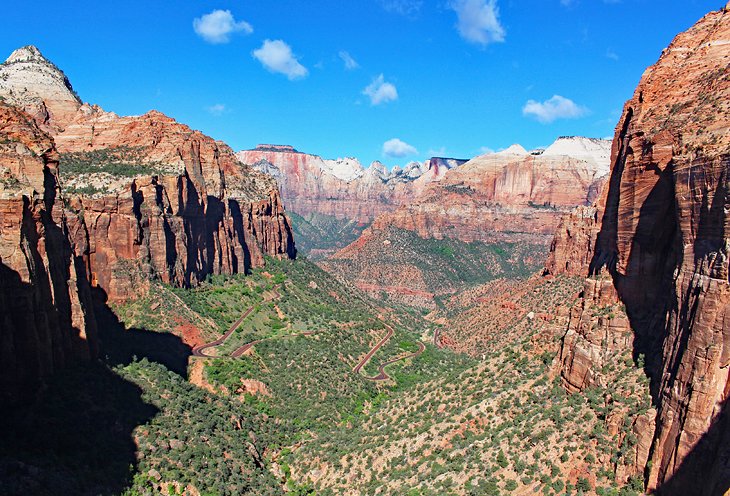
[57,110,296,301]
[549,6,730,493]
[369,142,609,244]
[237,146,466,223]
[0,46,296,302]
[0,103,97,404]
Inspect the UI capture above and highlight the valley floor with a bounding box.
[2,258,651,496]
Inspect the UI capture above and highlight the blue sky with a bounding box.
[0,0,722,166]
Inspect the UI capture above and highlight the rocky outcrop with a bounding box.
[56,110,296,301]
[0,45,81,132]
[545,206,602,276]
[0,103,96,404]
[558,277,631,393]
[237,145,467,223]
[0,46,296,302]
[365,137,611,243]
[323,137,611,305]
[551,6,730,493]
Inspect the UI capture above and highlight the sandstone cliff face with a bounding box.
[237,145,466,223]
[365,137,610,244]
[0,46,81,132]
[324,138,611,305]
[1,46,296,302]
[0,103,96,404]
[56,110,296,301]
[550,6,730,493]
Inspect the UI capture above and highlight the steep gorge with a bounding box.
[0,46,296,402]
[325,138,611,306]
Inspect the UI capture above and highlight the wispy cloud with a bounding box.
[522,95,588,123]
[252,40,308,80]
[193,10,252,44]
[606,48,619,61]
[379,0,423,16]
[206,103,227,116]
[449,0,505,47]
[383,138,418,157]
[338,50,359,70]
[363,74,398,105]
[428,146,447,157]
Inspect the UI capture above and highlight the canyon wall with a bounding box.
[0,46,296,303]
[237,145,467,223]
[0,103,97,404]
[368,138,610,244]
[322,138,610,306]
[548,6,730,493]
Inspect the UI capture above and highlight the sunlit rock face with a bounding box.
[0,102,97,404]
[0,46,296,303]
[237,145,467,223]
[548,6,730,493]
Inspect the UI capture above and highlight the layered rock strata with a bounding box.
[549,6,730,492]
[0,103,97,403]
[0,46,296,302]
[370,137,610,243]
[237,145,467,223]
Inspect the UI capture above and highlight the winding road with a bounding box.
[192,286,428,383]
[191,305,257,357]
[352,324,427,382]
[191,288,280,358]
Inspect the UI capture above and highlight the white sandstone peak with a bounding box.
[496,144,528,156]
[542,136,611,174]
[5,45,47,64]
[321,157,365,182]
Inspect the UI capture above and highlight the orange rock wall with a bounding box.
[0,104,97,404]
[549,7,730,492]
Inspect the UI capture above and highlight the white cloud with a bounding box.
[338,50,359,70]
[560,0,576,6]
[383,138,418,157]
[522,95,588,124]
[479,146,495,154]
[428,146,447,157]
[252,40,308,80]
[380,0,423,16]
[449,0,505,47]
[193,10,252,44]
[606,48,619,61]
[206,103,227,116]
[363,74,398,105]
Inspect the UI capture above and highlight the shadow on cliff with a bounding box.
[93,286,192,376]
[657,397,730,495]
[0,264,160,495]
[590,138,730,494]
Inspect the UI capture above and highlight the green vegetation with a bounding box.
[58,146,176,195]
[3,257,653,496]
[287,210,369,260]
[324,226,547,306]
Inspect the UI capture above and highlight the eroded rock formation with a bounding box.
[0,46,296,302]
[549,6,730,493]
[237,145,467,223]
[367,137,610,244]
[323,137,611,305]
[0,103,97,403]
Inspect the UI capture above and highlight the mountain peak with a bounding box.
[5,45,48,65]
[0,45,82,128]
[496,144,528,156]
